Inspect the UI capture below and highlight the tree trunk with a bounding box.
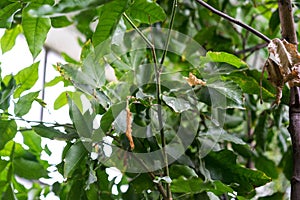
[278,0,300,199]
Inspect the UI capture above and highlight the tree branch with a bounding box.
[279,0,300,199]
[234,43,268,55]
[194,0,271,43]
[278,0,298,45]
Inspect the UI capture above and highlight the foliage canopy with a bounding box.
[0,0,296,199]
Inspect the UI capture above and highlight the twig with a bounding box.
[235,43,268,55]
[158,1,177,199]
[194,0,271,43]
[123,13,170,200]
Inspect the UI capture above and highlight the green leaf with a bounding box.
[0,2,20,28]
[254,154,278,179]
[258,192,284,200]
[50,16,72,28]
[21,130,42,155]
[223,70,276,103]
[14,91,40,117]
[269,9,279,34]
[198,81,244,109]
[13,157,48,179]
[30,0,109,16]
[171,177,214,194]
[0,120,17,150]
[204,149,271,194]
[100,102,126,132]
[70,98,94,139]
[201,129,246,145]
[1,25,22,53]
[205,51,248,69]
[2,184,17,200]
[54,91,72,110]
[14,62,39,98]
[45,76,64,87]
[92,0,129,46]
[22,2,52,58]
[126,0,166,24]
[32,124,71,140]
[162,95,192,113]
[253,110,268,151]
[279,146,293,180]
[0,75,16,110]
[169,164,198,179]
[64,141,88,178]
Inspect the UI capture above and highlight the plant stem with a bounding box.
[123,12,172,200]
[158,1,177,199]
[194,0,271,43]
[122,13,154,49]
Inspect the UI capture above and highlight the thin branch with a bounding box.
[157,1,177,199]
[123,13,170,200]
[40,47,49,121]
[160,0,177,66]
[123,13,154,49]
[235,43,268,55]
[194,0,271,43]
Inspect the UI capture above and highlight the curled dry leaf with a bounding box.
[126,107,134,150]
[186,72,206,86]
[263,38,300,105]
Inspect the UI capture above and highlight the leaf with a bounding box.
[0,2,20,28]
[169,164,198,179]
[198,81,244,109]
[21,130,42,155]
[0,75,16,110]
[14,91,40,117]
[45,76,64,87]
[32,124,75,140]
[254,154,278,179]
[269,9,279,34]
[223,70,275,102]
[204,149,271,194]
[279,146,293,180]
[22,2,52,58]
[14,62,39,98]
[30,0,109,16]
[2,184,17,200]
[64,141,88,178]
[70,98,94,139]
[162,95,192,113]
[54,91,72,110]
[258,192,284,200]
[50,16,72,28]
[92,0,129,46]
[201,129,246,145]
[13,157,48,179]
[0,120,17,150]
[253,110,268,151]
[205,51,248,69]
[100,102,126,132]
[1,25,22,53]
[126,0,166,24]
[171,177,214,194]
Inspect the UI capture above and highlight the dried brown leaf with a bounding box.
[126,107,134,150]
[186,72,206,86]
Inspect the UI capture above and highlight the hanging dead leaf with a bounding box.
[262,38,300,105]
[126,107,134,150]
[186,72,206,86]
